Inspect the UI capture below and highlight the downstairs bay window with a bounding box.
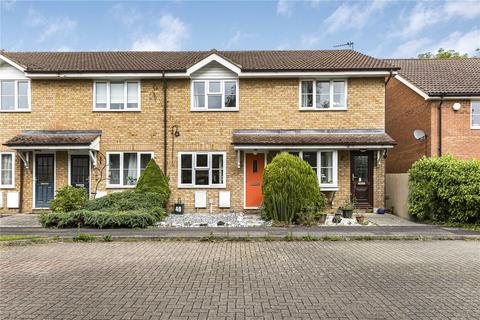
[0,152,14,188]
[178,152,226,188]
[106,152,153,187]
[289,150,338,190]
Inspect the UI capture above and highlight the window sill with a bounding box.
[106,185,136,189]
[299,108,348,112]
[178,185,226,189]
[190,108,239,112]
[0,186,15,189]
[93,109,141,112]
[471,126,480,130]
[0,110,31,113]
[320,186,339,191]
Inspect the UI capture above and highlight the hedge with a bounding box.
[39,209,158,229]
[408,155,480,223]
[262,152,326,224]
[84,191,166,213]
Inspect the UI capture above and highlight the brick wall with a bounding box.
[1,77,387,213]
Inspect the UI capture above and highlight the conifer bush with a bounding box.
[262,152,326,224]
[135,159,170,206]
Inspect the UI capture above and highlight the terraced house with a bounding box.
[0,50,397,213]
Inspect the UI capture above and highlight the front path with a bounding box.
[1,241,479,319]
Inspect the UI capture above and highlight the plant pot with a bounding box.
[342,209,353,219]
[355,215,365,224]
[377,208,385,214]
[316,214,327,224]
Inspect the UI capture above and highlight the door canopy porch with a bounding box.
[3,130,102,167]
[232,129,396,150]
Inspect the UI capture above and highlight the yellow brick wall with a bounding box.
[0,77,386,213]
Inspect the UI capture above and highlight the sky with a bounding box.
[0,0,479,58]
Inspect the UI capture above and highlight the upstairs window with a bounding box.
[0,80,30,112]
[191,80,238,111]
[106,152,153,187]
[0,153,14,188]
[94,81,140,111]
[472,101,480,129]
[300,80,347,110]
[178,152,226,187]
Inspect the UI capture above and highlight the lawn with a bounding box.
[0,235,48,241]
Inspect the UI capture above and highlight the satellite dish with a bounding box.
[413,129,426,141]
[452,103,461,111]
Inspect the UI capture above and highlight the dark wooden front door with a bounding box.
[351,151,373,208]
[71,155,90,195]
[35,154,55,208]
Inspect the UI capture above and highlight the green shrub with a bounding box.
[135,159,170,205]
[85,191,166,215]
[39,209,158,229]
[49,185,87,212]
[262,152,326,224]
[74,233,96,242]
[409,155,480,223]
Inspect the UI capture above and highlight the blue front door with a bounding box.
[35,154,54,208]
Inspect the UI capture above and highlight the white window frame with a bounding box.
[288,150,338,190]
[471,101,480,129]
[93,80,141,111]
[0,80,31,112]
[0,152,15,189]
[190,79,239,111]
[178,152,227,188]
[106,151,153,188]
[298,79,347,111]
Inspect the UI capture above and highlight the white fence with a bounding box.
[385,173,410,219]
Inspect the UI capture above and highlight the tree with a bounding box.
[418,48,469,59]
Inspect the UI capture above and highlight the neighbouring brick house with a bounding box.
[384,59,480,173]
[0,50,397,214]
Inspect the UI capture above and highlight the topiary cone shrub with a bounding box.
[135,159,171,206]
[262,152,326,224]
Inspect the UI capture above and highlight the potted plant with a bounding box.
[340,199,355,219]
[355,213,365,224]
[332,210,342,223]
[315,212,327,224]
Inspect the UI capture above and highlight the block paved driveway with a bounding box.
[1,241,479,320]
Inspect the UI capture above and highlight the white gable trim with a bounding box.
[395,75,430,100]
[186,53,241,76]
[0,54,26,72]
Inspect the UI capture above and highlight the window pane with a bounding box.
[195,170,209,185]
[208,81,221,93]
[1,154,13,185]
[320,152,333,184]
[333,81,346,108]
[303,152,317,172]
[212,154,224,185]
[17,81,29,109]
[472,115,480,127]
[110,82,124,109]
[193,82,205,108]
[301,81,313,108]
[1,80,15,110]
[472,102,480,127]
[140,154,152,173]
[123,153,138,185]
[472,102,480,114]
[321,152,333,167]
[109,154,120,184]
[316,81,330,108]
[196,154,208,167]
[321,168,333,184]
[289,152,300,157]
[208,95,222,109]
[127,82,138,109]
[181,154,193,169]
[181,169,192,184]
[224,81,236,108]
[95,82,107,108]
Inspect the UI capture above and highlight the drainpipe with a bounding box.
[162,71,168,175]
[437,97,444,157]
[384,69,394,86]
[383,69,394,210]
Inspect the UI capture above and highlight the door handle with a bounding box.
[40,182,49,186]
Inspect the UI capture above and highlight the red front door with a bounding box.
[245,153,265,208]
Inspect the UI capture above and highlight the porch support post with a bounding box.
[236,150,241,169]
[89,150,98,167]
[16,151,30,168]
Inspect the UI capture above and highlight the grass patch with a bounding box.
[0,235,48,241]
[73,233,96,242]
[302,234,320,241]
[431,221,480,232]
